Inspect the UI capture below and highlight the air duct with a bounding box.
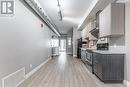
[22,0,61,37]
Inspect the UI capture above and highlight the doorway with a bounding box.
[59,39,66,52]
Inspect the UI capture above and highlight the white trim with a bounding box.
[116,0,130,3]
[123,80,130,87]
[77,0,99,30]
[16,79,25,87]
[126,0,130,2]
[25,57,51,79]
[2,67,25,87]
[123,80,127,86]
[67,53,72,55]
[128,82,130,87]
[1,57,51,87]
[73,55,77,57]
[52,54,59,56]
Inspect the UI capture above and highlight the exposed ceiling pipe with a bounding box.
[58,10,63,21]
[22,0,61,37]
[57,0,60,7]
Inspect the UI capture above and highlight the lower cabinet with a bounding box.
[81,49,86,62]
[93,53,103,80]
[92,52,124,83]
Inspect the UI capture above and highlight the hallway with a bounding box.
[19,52,124,87]
[0,0,130,86]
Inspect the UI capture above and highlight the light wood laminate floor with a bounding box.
[19,52,125,87]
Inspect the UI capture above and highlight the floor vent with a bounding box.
[2,67,25,87]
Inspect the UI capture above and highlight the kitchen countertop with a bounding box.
[92,50,125,54]
[81,47,125,54]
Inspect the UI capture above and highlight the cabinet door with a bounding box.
[99,4,111,37]
[111,3,125,36]
[93,53,103,80]
[86,51,88,62]
[99,3,125,37]
[81,50,86,62]
[83,50,85,61]
[103,54,124,81]
[97,54,104,80]
[81,50,83,60]
[93,53,100,76]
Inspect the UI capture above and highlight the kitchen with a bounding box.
[1,0,130,86]
[78,2,125,84]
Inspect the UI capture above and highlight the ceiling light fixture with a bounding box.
[57,0,63,21]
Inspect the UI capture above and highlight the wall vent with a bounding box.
[2,67,25,87]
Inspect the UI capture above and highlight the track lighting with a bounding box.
[57,0,63,21]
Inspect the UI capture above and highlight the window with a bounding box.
[51,39,59,47]
[68,38,71,46]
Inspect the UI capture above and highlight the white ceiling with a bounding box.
[38,0,93,34]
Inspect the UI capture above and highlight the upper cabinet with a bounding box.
[99,3,125,38]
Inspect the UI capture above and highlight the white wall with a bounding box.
[73,28,81,57]
[67,29,73,55]
[0,0,57,86]
[109,36,125,46]
[125,1,130,82]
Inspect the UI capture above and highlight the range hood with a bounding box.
[22,0,61,37]
[89,28,99,38]
[89,10,102,39]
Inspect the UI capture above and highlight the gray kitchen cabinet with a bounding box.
[93,53,103,80]
[81,49,86,62]
[99,3,125,37]
[93,52,124,83]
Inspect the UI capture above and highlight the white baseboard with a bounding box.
[2,67,25,87]
[67,53,72,55]
[123,80,130,87]
[73,55,77,57]
[117,0,130,3]
[16,79,25,87]
[52,54,59,56]
[1,57,51,87]
[25,57,51,79]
